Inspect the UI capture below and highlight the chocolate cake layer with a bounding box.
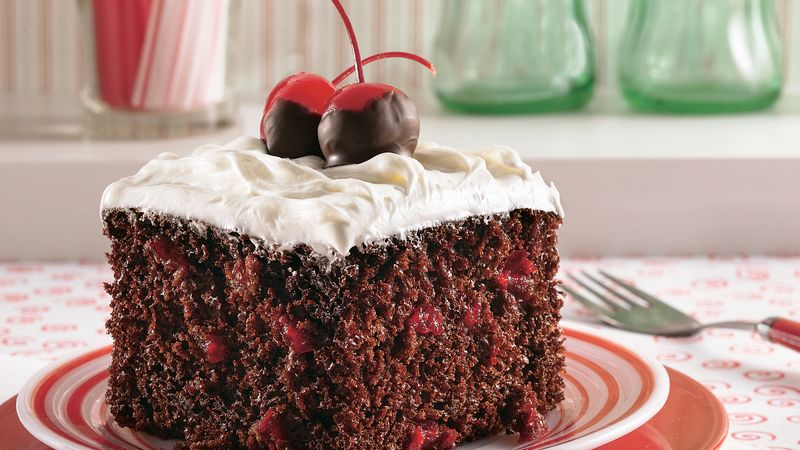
[103,208,564,449]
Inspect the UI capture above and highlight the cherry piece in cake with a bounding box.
[504,250,537,277]
[204,334,229,363]
[145,236,189,277]
[406,421,460,450]
[406,303,445,336]
[280,316,314,354]
[515,394,547,442]
[260,72,334,159]
[463,300,482,328]
[253,409,286,445]
[497,250,538,301]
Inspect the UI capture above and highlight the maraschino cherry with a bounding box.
[259,0,435,165]
[319,0,434,167]
[318,83,420,167]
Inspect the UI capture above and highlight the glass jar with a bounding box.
[618,0,783,114]
[79,0,240,139]
[432,0,595,114]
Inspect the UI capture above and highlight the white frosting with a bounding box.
[101,136,562,259]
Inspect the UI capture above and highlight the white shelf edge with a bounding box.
[4,96,800,163]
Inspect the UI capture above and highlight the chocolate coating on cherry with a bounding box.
[260,72,333,159]
[262,100,325,159]
[319,84,420,167]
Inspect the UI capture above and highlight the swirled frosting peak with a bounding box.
[101,136,562,258]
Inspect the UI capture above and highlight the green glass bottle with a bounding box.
[619,0,783,114]
[432,0,595,114]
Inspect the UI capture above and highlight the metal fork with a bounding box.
[563,270,800,352]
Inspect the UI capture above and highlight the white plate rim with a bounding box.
[542,320,670,450]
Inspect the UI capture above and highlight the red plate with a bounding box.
[597,366,728,449]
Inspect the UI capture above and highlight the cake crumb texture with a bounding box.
[104,208,564,449]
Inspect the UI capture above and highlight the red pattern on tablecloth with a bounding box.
[1,257,799,449]
[0,262,111,359]
[561,257,800,449]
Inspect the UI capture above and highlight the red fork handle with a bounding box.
[757,317,800,352]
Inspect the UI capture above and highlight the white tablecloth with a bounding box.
[1,258,798,449]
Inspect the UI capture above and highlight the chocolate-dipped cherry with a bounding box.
[260,72,334,159]
[319,0,435,167]
[318,83,420,167]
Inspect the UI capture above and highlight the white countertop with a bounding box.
[6,96,800,163]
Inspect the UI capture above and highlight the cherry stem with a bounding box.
[331,0,364,83]
[332,52,437,86]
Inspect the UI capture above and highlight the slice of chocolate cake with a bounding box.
[101,138,564,450]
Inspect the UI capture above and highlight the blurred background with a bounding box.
[3,0,800,127]
[1,0,800,260]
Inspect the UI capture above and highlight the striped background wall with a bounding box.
[1,0,799,122]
